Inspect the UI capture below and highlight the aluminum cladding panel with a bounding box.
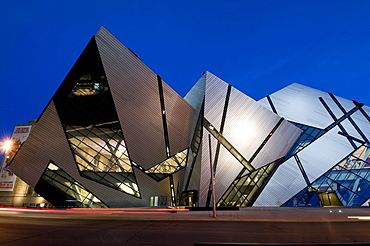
[95,27,167,169]
[297,125,354,183]
[258,83,334,128]
[198,132,218,207]
[9,101,74,187]
[214,145,244,202]
[350,107,370,142]
[184,74,206,112]
[251,120,302,169]
[204,72,229,130]
[162,81,195,156]
[253,157,307,207]
[223,87,280,166]
[223,87,301,169]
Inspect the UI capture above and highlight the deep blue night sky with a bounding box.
[1,1,370,142]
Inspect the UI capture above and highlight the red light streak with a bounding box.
[0,207,189,214]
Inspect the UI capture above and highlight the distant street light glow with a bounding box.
[2,139,12,152]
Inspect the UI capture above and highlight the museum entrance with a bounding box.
[318,192,342,206]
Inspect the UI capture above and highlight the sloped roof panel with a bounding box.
[95,27,167,169]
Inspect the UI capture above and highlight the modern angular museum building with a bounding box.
[5,27,370,208]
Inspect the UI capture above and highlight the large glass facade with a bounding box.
[283,144,370,207]
[53,38,140,197]
[218,160,280,207]
[35,162,107,208]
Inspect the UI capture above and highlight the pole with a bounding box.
[208,134,216,218]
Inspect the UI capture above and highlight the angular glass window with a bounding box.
[284,144,370,207]
[218,159,281,207]
[52,37,140,197]
[282,187,321,207]
[145,149,188,181]
[34,161,108,208]
[285,122,326,159]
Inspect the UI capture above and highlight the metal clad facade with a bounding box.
[253,157,307,207]
[224,87,280,166]
[204,72,228,130]
[9,102,75,187]
[162,81,195,156]
[258,83,333,128]
[253,120,302,169]
[184,74,206,112]
[223,87,301,170]
[198,133,218,206]
[214,146,244,202]
[298,127,353,182]
[95,27,167,169]
[9,28,370,208]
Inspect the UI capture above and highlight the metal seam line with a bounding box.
[359,107,370,122]
[337,131,366,145]
[236,118,284,179]
[184,106,204,191]
[213,84,232,173]
[157,75,170,157]
[323,101,363,132]
[285,102,363,158]
[266,95,278,114]
[249,117,284,164]
[206,84,232,207]
[157,75,175,206]
[203,118,255,172]
[294,154,310,186]
[319,97,357,149]
[328,93,368,142]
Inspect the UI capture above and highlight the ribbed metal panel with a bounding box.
[91,166,171,207]
[351,108,370,141]
[9,102,77,187]
[203,72,229,130]
[255,83,370,207]
[172,168,186,201]
[338,118,363,144]
[298,126,353,183]
[184,145,202,192]
[258,83,334,128]
[131,166,171,205]
[198,132,218,206]
[162,81,195,156]
[214,145,244,202]
[184,74,206,112]
[224,87,279,164]
[223,87,301,169]
[253,158,307,207]
[252,120,302,169]
[95,27,167,169]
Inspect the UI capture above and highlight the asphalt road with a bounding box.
[0,207,369,245]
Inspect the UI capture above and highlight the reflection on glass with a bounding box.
[145,149,188,181]
[285,122,326,159]
[284,144,370,207]
[52,38,140,197]
[37,162,108,208]
[218,160,278,207]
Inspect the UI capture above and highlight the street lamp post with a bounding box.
[208,134,216,218]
